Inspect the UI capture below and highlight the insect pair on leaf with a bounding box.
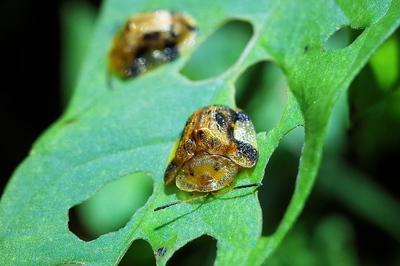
[155,105,261,211]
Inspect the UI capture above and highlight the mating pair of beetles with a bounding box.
[155,105,261,211]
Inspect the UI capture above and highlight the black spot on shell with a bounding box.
[135,47,149,58]
[128,57,147,76]
[197,129,206,140]
[164,46,179,60]
[165,39,178,48]
[214,111,227,128]
[227,124,235,140]
[236,140,259,163]
[143,31,161,41]
[234,111,250,122]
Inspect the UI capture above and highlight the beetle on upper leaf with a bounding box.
[109,10,197,78]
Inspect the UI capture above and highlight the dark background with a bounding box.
[0,0,100,194]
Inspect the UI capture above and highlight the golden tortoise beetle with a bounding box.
[108,10,197,78]
[155,105,261,211]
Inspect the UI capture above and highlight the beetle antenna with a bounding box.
[154,193,209,211]
[154,183,262,211]
[212,182,262,196]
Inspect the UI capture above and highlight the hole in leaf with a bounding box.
[369,32,399,90]
[259,126,305,236]
[68,172,153,241]
[119,239,155,266]
[167,235,216,266]
[324,26,365,50]
[180,20,253,80]
[235,60,287,133]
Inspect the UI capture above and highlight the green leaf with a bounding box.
[1,0,399,265]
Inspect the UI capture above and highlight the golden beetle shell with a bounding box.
[108,10,197,78]
[165,105,259,193]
